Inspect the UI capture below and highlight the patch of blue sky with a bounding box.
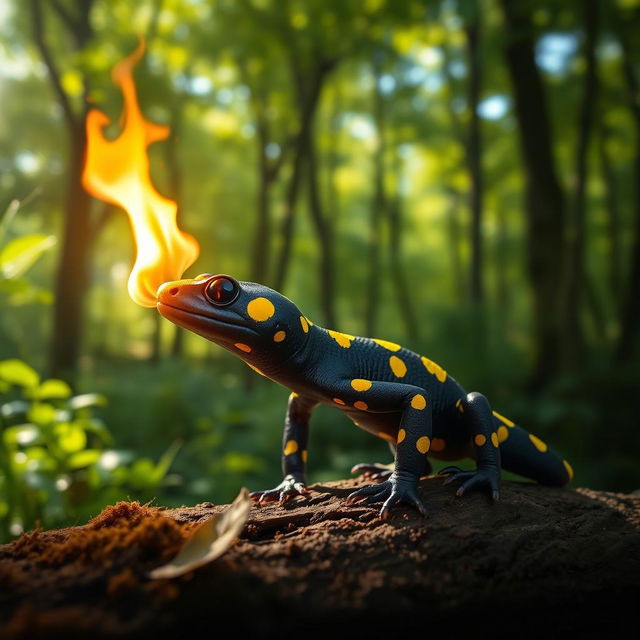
[536,33,578,74]
[477,95,510,120]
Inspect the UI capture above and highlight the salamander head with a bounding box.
[156,274,311,368]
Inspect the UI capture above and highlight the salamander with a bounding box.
[157,273,573,518]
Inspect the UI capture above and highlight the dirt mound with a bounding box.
[1,478,639,638]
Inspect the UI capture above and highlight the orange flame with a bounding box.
[82,40,199,307]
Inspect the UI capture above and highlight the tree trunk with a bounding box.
[273,66,327,293]
[388,194,419,340]
[31,0,95,382]
[165,104,186,358]
[560,0,598,371]
[365,55,387,337]
[252,118,273,284]
[445,188,465,305]
[465,16,484,308]
[615,26,640,363]
[306,130,337,329]
[597,122,623,302]
[500,0,566,388]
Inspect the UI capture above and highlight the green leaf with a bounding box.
[78,418,114,444]
[3,423,40,446]
[128,458,156,488]
[67,449,101,469]
[0,359,39,389]
[27,403,56,426]
[0,234,56,279]
[54,423,87,453]
[151,440,182,483]
[28,379,72,400]
[70,393,107,410]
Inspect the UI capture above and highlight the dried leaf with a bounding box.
[149,488,251,579]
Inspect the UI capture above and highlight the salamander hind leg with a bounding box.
[492,413,573,486]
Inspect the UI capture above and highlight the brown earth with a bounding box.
[1,477,639,639]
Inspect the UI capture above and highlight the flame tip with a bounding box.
[83,40,200,308]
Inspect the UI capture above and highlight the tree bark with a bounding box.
[500,1,566,387]
[560,0,598,371]
[31,0,95,382]
[597,122,623,302]
[273,63,330,293]
[465,16,484,308]
[365,54,387,337]
[615,24,640,363]
[306,130,337,328]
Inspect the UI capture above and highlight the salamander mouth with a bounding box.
[157,301,260,338]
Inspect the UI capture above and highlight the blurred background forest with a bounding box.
[1,0,639,541]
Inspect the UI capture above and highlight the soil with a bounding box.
[1,477,639,639]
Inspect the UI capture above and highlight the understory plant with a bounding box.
[0,358,179,541]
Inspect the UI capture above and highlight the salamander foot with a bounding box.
[438,466,500,501]
[346,472,427,519]
[350,462,394,481]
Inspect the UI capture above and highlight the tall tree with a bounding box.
[560,0,599,371]
[500,0,566,387]
[30,0,96,381]
[615,13,640,362]
[365,51,388,337]
[464,6,484,308]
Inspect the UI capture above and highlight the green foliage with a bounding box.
[0,200,55,307]
[0,359,179,541]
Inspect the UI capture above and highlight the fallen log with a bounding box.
[1,477,639,638]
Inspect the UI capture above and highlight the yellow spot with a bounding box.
[300,316,309,333]
[234,343,252,353]
[492,410,515,427]
[378,432,394,443]
[416,436,431,454]
[247,363,267,378]
[563,459,574,481]
[328,330,354,348]
[529,434,548,452]
[491,432,499,448]
[397,429,406,444]
[421,356,447,382]
[333,397,345,405]
[354,400,368,411]
[302,450,308,463]
[372,339,401,351]
[247,297,275,322]
[456,399,465,413]
[389,355,407,377]
[284,440,298,455]
[289,392,299,400]
[431,438,446,452]
[274,330,286,342]
[497,425,509,443]
[474,434,486,447]
[351,379,372,391]
[411,394,427,410]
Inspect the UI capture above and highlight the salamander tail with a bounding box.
[492,412,573,486]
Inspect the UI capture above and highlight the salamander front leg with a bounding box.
[439,392,501,500]
[250,393,317,504]
[343,382,432,518]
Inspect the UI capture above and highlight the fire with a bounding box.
[82,40,199,307]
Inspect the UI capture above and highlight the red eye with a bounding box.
[205,276,239,306]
